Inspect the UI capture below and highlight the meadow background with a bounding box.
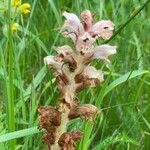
[0,0,150,149]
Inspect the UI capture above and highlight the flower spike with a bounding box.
[40,9,117,150]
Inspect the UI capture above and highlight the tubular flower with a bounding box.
[40,10,117,149]
[11,23,19,32]
[11,0,21,6]
[18,3,31,14]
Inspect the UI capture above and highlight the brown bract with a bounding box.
[69,103,98,123]
[38,106,61,145]
[58,131,83,150]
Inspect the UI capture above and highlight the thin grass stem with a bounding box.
[104,0,150,44]
[7,0,15,149]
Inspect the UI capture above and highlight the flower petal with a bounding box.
[58,131,82,150]
[93,44,117,63]
[69,103,98,123]
[18,3,31,14]
[90,20,114,40]
[76,32,94,54]
[63,11,80,23]
[83,66,104,82]
[54,45,73,56]
[44,55,63,73]
[81,10,93,32]
[61,11,84,43]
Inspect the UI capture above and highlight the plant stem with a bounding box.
[51,55,85,149]
[52,104,70,150]
[7,0,15,149]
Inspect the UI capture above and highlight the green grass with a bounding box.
[0,0,150,149]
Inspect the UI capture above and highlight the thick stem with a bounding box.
[51,55,85,149]
[51,104,70,150]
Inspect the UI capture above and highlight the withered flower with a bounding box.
[69,103,98,123]
[38,106,61,126]
[58,131,83,150]
[38,106,61,146]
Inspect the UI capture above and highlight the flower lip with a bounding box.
[54,45,73,56]
[61,11,84,43]
[92,44,117,63]
[44,55,63,74]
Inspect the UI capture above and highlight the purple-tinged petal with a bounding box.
[81,10,93,32]
[44,56,63,73]
[54,45,73,56]
[93,44,117,63]
[76,32,95,54]
[61,11,84,43]
[63,11,80,23]
[90,20,114,40]
[83,66,104,83]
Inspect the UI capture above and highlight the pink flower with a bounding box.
[61,10,114,45]
[44,10,117,95]
[92,44,117,63]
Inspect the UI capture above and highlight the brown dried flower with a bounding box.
[38,106,61,126]
[58,131,83,150]
[38,106,61,146]
[69,103,98,123]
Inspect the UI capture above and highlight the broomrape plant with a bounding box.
[38,10,117,150]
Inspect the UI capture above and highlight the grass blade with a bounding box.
[103,70,148,98]
[104,0,150,43]
[0,127,43,143]
[96,70,148,106]
[7,0,15,149]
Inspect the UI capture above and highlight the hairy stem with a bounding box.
[52,104,70,150]
[51,54,84,149]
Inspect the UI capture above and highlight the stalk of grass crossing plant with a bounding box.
[7,0,15,149]
[104,0,150,44]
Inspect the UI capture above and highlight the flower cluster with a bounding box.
[12,0,31,14]
[0,0,31,34]
[11,0,31,32]
[39,10,117,150]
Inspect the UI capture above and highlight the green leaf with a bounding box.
[16,66,47,107]
[0,127,43,143]
[103,70,148,99]
[93,133,139,150]
[96,70,148,107]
